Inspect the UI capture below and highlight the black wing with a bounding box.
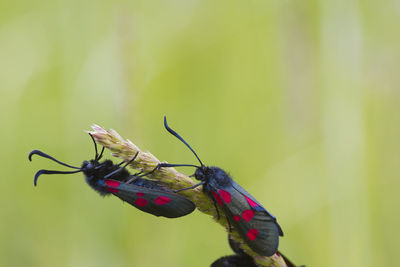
[212,180,282,256]
[230,180,283,235]
[100,179,196,218]
[228,234,304,267]
[210,254,257,267]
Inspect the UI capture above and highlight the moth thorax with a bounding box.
[207,166,231,186]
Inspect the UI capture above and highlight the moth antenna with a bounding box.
[34,169,82,186]
[98,146,105,160]
[28,150,80,169]
[88,133,99,160]
[163,116,204,167]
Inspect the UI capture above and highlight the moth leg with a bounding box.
[226,215,232,232]
[159,163,199,170]
[130,162,175,179]
[211,195,220,220]
[142,163,205,191]
[104,152,139,179]
[145,162,199,176]
[139,163,164,177]
[174,181,205,193]
[125,171,143,184]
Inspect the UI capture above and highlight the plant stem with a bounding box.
[89,124,288,267]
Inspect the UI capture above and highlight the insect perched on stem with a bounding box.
[212,235,305,267]
[29,134,195,218]
[210,235,258,267]
[152,117,283,256]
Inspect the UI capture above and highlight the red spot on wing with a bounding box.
[245,195,258,207]
[155,196,171,205]
[105,180,120,193]
[242,209,255,221]
[105,180,121,187]
[134,198,148,207]
[136,192,145,197]
[212,191,223,206]
[247,229,258,241]
[233,215,241,221]
[218,189,231,204]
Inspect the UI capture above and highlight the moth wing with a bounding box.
[102,179,196,218]
[213,183,281,256]
[231,180,283,236]
[210,254,257,267]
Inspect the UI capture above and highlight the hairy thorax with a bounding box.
[195,166,232,190]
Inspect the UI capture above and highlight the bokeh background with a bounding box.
[1,1,399,266]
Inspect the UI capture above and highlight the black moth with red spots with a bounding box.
[211,235,305,267]
[153,117,283,256]
[29,134,195,218]
[210,235,258,267]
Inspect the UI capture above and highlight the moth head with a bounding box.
[193,166,210,182]
[28,133,104,186]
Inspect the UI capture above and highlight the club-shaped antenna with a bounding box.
[89,133,105,161]
[28,150,82,186]
[163,116,204,167]
[29,150,80,169]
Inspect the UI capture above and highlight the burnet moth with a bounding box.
[152,117,283,256]
[29,134,196,218]
[210,254,256,267]
[212,235,305,267]
[210,235,257,267]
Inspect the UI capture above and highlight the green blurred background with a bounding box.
[1,1,399,266]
